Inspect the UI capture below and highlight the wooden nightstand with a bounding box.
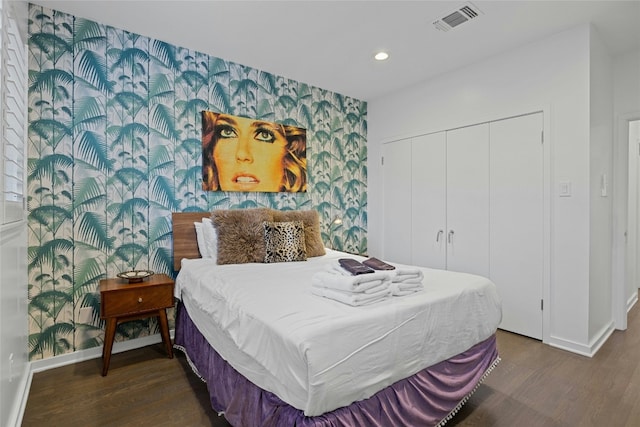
[99,273,175,376]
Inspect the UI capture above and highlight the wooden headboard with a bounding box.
[172,212,212,271]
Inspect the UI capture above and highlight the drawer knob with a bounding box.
[138,297,143,303]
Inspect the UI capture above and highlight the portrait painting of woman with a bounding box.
[202,111,307,192]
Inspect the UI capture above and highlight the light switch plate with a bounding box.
[559,181,571,197]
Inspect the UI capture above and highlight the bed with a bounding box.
[171,210,502,427]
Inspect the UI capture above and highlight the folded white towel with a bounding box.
[311,284,390,306]
[391,289,421,297]
[363,282,391,294]
[391,268,424,284]
[390,282,424,296]
[312,271,391,293]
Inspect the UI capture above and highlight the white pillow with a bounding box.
[194,222,210,258]
[201,217,218,264]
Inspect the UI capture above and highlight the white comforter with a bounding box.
[174,249,502,416]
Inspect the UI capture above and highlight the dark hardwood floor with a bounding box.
[23,299,640,427]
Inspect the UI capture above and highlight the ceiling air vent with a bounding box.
[433,2,483,32]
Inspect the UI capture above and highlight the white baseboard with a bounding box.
[13,330,174,426]
[627,291,638,313]
[588,321,616,355]
[30,330,173,373]
[547,321,615,357]
[7,362,31,427]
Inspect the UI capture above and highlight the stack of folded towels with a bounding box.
[311,264,391,306]
[311,260,426,306]
[389,268,425,296]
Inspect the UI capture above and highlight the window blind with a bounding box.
[1,2,27,225]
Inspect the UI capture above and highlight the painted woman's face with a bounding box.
[212,115,287,192]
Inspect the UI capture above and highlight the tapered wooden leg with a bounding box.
[158,309,173,359]
[102,318,117,376]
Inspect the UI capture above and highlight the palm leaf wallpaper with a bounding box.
[27,5,367,360]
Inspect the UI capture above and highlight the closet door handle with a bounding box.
[436,230,444,242]
[448,230,455,244]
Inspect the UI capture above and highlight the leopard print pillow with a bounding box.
[263,221,307,263]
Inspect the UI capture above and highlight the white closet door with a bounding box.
[446,124,490,277]
[490,112,544,339]
[382,140,412,264]
[411,132,446,269]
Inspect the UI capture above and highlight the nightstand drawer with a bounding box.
[101,283,173,318]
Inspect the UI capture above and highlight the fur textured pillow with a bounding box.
[211,208,274,264]
[263,221,307,263]
[272,209,326,257]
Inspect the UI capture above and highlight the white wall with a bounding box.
[588,27,614,345]
[369,24,599,353]
[612,48,640,329]
[630,120,640,290]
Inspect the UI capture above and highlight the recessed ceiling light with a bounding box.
[374,51,389,61]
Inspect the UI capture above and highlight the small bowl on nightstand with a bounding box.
[117,270,154,283]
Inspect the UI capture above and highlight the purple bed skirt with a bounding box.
[174,303,500,427]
